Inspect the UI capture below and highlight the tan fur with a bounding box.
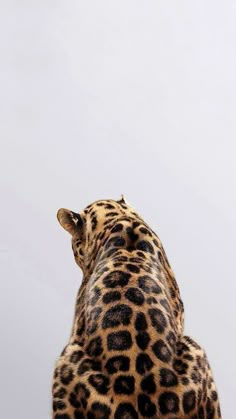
[52,198,221,419]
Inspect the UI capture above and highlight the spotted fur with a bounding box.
[52,197,221,418]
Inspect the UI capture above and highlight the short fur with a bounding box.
[52,197,221,418]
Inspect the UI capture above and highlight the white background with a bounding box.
[1,1,236,418]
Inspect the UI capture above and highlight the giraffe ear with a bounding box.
[57,208,83,235]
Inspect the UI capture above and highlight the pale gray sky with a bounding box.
[1,1,236,418]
